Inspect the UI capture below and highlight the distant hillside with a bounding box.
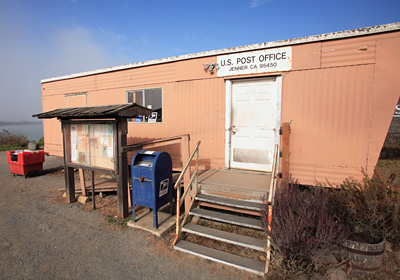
[0,121,42,126]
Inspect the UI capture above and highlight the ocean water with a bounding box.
[0,124,43,142]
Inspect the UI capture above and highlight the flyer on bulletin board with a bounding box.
[69,123,115,170]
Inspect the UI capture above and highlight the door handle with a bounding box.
[232,129,236,135]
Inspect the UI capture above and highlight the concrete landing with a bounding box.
[127,210,176,237]
[198,169,271,201]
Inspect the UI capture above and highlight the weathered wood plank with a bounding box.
[79,169,86,196]
[63,122,76,203]
[281,122,290,180]
[117,118,129,218]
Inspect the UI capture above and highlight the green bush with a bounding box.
[37,137,44,147]
[328,171,400,248]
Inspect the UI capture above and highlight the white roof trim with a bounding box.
[42,22,400,83]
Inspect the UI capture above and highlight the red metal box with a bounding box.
[7,150,45,177]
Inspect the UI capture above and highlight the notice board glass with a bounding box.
[69,123,116,170]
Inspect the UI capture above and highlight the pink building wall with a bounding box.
[41,27,400,185]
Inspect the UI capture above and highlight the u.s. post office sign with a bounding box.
[217,47,292,77]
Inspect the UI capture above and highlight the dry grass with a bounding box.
[375,159,400,187]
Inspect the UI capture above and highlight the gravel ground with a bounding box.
[0,152,258,280]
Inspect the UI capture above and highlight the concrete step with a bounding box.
[182,223,265,251]
[196,193,265,211]
[189,208,263,230]
[174,240,265,276]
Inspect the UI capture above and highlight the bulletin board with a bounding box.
[69,123,116,170]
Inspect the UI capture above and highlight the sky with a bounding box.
[0,0,399,122]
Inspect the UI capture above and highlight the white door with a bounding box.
[230,78,278,172]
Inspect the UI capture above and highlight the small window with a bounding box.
[127,88,162,123]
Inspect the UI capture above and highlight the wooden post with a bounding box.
[281,122,290,180]
[79,169,86,196]
[181,134,191,214]
[91,170,95,210]
[62,122,76,203]
[117,118,129,218]
[128,181,132,208]
[65,167,76,203]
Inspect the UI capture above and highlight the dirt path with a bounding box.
[0,152,257,280]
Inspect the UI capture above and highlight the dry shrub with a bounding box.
[380,134,400,159]
[328,171,400,248]
[0,129,28,146]
[383,134,400,149]
[261,178,347,277]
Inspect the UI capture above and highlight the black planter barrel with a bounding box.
[342,238,386,271]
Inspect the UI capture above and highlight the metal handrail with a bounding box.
[122,134,190,153]
[179,170,198,207]
[173,141,201,246]
[265,144,279,274]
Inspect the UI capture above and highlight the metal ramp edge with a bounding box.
[182,223,265,251]
[195,193,265,211]
[174,240,265,276]
[189,208,263,230]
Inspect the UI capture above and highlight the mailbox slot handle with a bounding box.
[133,177,153,183]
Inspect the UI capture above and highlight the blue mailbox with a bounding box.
[131,150,173,228]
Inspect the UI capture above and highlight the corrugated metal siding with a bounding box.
[321,37,376,68]
[42,94,65,155]
[175,57,218,81]
[282,70,320,166]
[366,36,400,174]
[93,63,177,90]
[316,66,372,167]
[171,79,225,169]
[291,42,321,71]
[282,65,374,185]
[42,77,96,97]
[127,78,226,170]
[42,63,176,96]
[66,94,85,107]
[86,88,126,106]
[43,119,63,155]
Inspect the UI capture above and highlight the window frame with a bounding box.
[126,87,163,123]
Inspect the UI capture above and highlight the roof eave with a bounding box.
[32,104,152,120]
